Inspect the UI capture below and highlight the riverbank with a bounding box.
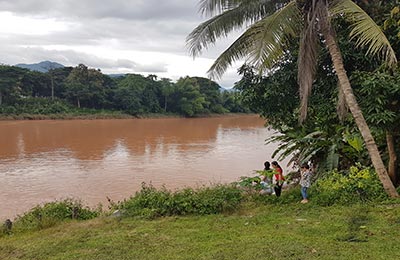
[0,112,254,120]
[1,201,400,260]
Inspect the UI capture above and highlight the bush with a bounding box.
[310,165,387,206]
[0,97,71,115]
[12,199,100,232]
[114,183,243,219]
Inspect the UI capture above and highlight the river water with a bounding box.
[0,115,289,219]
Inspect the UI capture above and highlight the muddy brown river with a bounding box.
[0,115,289,219]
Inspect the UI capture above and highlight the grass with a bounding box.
[1,202,400,260]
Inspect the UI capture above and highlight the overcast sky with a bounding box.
[0,0,243,88]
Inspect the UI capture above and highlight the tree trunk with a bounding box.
[320,15,399,197]
[51,75,55,101]
[77,97,80,108]
[386,131,398,185]
[0,91,2,106]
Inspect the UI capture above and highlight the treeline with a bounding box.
[0,64,249,117]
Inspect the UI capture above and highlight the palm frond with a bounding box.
[208,1,301,78]
[198,0,289,16]
[298,2,320,122]
[198,0,239,16]
[330,0,397,66]
[188,0,291,57]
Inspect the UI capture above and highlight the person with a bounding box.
[259,161,274,195]
[271,161,284,197]
[299,163,312,203]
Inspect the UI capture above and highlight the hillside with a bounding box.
[15,61,64,73]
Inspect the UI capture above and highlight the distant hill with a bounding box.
[15,61,65,73]
[107,73,127,78]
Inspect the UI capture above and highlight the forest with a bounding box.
[0,63,248,117]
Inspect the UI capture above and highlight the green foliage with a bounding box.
[114,183,242,219]
[236,176,262,190]
[0,64,248,117]
[384,5,400,59]
[351,69,400,130]
[11,199,100,233]
[0,97,71,114]
[311,165,387,206]
[170,77,208,117]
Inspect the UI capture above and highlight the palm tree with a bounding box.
[187,0,399,197]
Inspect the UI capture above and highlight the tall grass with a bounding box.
[111,183,243,219]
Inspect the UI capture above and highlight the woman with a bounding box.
[271,161,284,197]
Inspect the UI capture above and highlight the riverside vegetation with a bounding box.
[1,165,400,259]
[0,65,249,120]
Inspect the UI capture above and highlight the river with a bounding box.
[0,115,290,219]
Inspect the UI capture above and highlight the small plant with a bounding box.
[236,176,262,190]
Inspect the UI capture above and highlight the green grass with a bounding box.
[1,203,400,260]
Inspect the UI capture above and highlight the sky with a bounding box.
[0,0,243,88]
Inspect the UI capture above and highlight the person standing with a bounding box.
[259,161,274,195]
[299,163,312,203]
[271,161,284,197]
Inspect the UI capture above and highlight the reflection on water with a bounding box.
[0,115,288,219]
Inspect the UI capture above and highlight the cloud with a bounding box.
[0,0,243,84]
[0,0,200,21]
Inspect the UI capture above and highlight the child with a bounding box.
[300,163,312,203]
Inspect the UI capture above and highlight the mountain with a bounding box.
[15,61,65,73]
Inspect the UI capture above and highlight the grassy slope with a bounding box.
[1,203,400,260]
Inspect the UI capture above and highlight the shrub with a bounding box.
[12,199,100,232]
[0,97,71,115]
[115,183,243,219]
[310,165,387,206]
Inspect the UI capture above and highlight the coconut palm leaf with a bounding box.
[198,0,239,15]
[298,1,320,122]
[198,0,289,16]
[188,0,291,57]
[207,1,301,78]
[330,0,397,66]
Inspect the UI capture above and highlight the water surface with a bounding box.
[0,115,289,219]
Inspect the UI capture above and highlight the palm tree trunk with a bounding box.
[386,131,397,185]
[321,20,399,197]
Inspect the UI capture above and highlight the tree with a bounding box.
[352,69,400,185]
[64,64,108,108]
[160,78,175,112]
[191,77,225,113]
[0,65,27,105]
[172,77,208,117]
[187,0,399,197]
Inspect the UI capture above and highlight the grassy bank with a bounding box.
[2,168,399,260]
[1,202,400,260]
